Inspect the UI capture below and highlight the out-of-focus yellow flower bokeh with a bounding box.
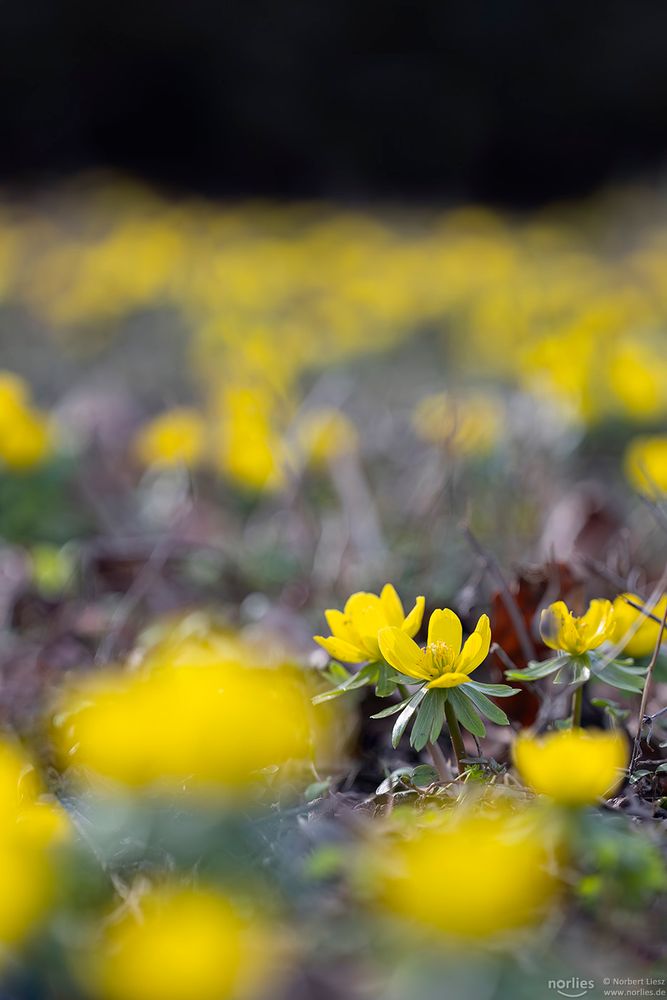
[368,803,560,941]
[54,627,344,797]
[624,435,667,498]
[1,181,666,492]
[133,408,207,469]
[513,728,628,806]
[83,884,275,1000]
[0,371,52,471]
[612,592,667,658]
[294,407,359,469]
[540,599,615,656]
[213,386,288,492]
[0,738,69,956]
[411,391,502,456]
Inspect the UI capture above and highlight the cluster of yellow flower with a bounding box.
[1,180,666,491]
[0,731,281,1000]
[313,583,647,945]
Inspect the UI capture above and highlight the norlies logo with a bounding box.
[548,978,595,998]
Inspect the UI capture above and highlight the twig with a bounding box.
[461,523,536,664]
[637,492,667,535]
[580,555,629,592]
[630,593,667,772]
[623,596,664,626]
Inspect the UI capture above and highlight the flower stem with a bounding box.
[571,685,583,728]
[396,683,451,782]
[444,699,466,773]
[426,740,451,782]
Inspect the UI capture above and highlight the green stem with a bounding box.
[397,683,450,782]
[444,699,466,774]
[571,684,583,728]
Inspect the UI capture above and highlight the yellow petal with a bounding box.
[324,609,358,644]
[380,584,405,627]
[427,672,470,689]
[401,596,425,637]
[456,629,488,676]
[427,608,462,655]
[313,635,367,663]
[469,613,492,667]
[580,599,615,650]
[378,628,430,681]
[540,601,577,653]
[344,591,383,620]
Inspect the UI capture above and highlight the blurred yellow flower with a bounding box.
[513,728,628,805]
[0,371,52,471]
[612,592,667,658]
[0,738,69,955]
[54,634,336,796]
[215,386,287,492]
[133,407,207,468]
[85,884,273,1000]
[540,599,615,656]
[411,391,501,455]
[295,407,359,468]
[379,609,491,688]
[314,584,425,663]
[607,342,667,421]
[624,434,667,498]
[371,804,560,940]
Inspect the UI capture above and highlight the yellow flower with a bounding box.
[612,592,667,658]
[84,884,274,1000]
[378,608,491,688]
[54,633,337,797]
[214,386,287,492]
[134,407,207,468]
[0,739,69,955]
[314,584,425,663]
[513,728,628,805]
[624,434,667,497]
[295,407,359,468]
[370,804,560,940]
[0,371,52,471]
[540,599,615,656]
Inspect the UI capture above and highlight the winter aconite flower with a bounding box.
[513,728,628,806]
[54,632,336,798]
[612,592,667,658]
[370,804,560,940]
[540,600,615,656]
[379,609,491,688]
[624,434,667,498]
[314,585,425,663]
[0,739,69,959]
[295,407,359,469]
[134,407,207,468]
[0,371,52,472]
[84,884,276,1000]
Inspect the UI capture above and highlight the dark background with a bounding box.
[2,0,667,205]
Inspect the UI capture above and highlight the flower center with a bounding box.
[424,641,457,677]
